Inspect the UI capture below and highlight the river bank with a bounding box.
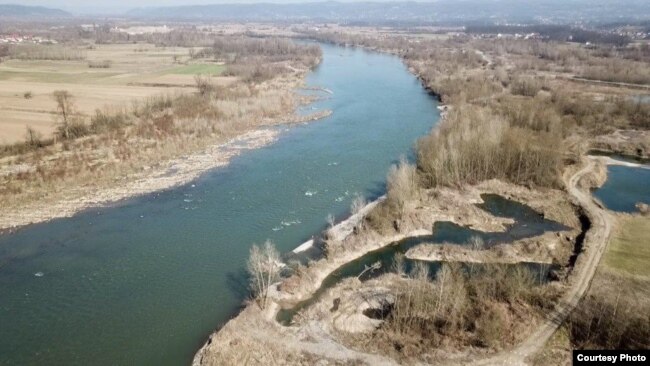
[0,41,443,366]
[190,29,646,364]
[0,91,331,233]
[193,176,580,365]
[404,231,561,265]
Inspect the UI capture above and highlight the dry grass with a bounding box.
[0,43,199,143]
[568,270,650,350]
[531,325,571,366]
[0,35,320,212]
[566,215,650,352]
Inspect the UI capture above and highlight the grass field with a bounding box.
[0,43,228,144]
[169,64,225,75]
[604,215,650,278]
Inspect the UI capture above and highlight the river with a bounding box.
[0,43,440,365]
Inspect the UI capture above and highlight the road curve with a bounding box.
[475,157,614,366]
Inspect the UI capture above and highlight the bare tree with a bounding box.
[194,74,215,96]
[52,90,74,139]
[386,156,418,212]
[350,193,367,215]
[25,126,41,147]
[247,240,282,309]
[326,213,335,228]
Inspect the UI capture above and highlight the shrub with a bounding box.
[152,114,175,135]
[194,74,215,96]
[88,60,111,68]
[476,305,506,348]
[90,109,129,133]
[56,119,89,140]
[511,77,543,97]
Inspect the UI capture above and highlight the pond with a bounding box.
[593,161,650,213]
[276,194,567,325]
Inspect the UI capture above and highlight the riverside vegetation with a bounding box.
[308,30,650,361]
[195,28,649,365]
[0,34,322,229]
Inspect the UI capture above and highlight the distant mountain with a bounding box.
[0,4,71,19]
[126,1,650,24]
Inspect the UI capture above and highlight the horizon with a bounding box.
[5,0,646,16]
[3,0,434,15]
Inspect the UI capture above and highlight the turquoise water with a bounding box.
[0,44,440,365]
[593,164,650,212]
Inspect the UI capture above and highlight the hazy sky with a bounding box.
[12,0,407,14]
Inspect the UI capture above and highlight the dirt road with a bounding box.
[475,158,613,365]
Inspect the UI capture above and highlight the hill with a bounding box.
[0,4,71,18]
[127,1,650,24]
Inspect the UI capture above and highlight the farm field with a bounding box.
[0,43,231,144]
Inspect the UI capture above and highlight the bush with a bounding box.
[90,109,129,133]
[476,305,506,348]
[152,114,175,135]
[224,63,287,83]
[132,94,174,118]
[88,60,111,68]
[194,74,215,96]
[511,77,543,97]
[56,119,89,140]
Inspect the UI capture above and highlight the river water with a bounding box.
[0,44,440,365]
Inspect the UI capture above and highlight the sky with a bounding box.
[11,0,410,15]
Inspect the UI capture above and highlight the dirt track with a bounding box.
[475,157,613,365]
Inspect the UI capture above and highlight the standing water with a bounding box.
[0,43,440,365]
[593,163,650,212]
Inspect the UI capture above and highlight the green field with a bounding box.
[604,215,650,278]
[169,64,225,75]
